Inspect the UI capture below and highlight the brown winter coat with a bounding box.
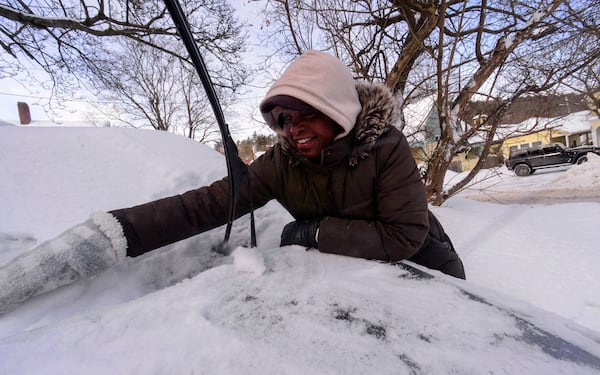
[111,82,429,261]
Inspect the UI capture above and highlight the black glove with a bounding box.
[280,220,320,249]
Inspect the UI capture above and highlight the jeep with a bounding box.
[505,142,600,176]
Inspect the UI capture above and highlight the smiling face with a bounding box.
[272,106,342,160]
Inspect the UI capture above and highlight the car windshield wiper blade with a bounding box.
[163,0,256,252]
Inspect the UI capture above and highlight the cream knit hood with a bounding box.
[260,50,362,140]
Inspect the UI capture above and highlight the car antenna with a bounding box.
[164,0,257,253]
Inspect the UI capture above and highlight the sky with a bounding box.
[0,0,275,140]
[0,124,599,373]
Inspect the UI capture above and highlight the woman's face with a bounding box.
[273,107,341,160]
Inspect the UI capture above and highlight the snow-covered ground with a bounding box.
[1,125,599,373]
[441,161,600,333]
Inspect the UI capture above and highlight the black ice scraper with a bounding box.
[164,0,256,252]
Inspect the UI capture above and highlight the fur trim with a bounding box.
[279,82,398,167]
[350,82,397,166]
[91,212,128,261]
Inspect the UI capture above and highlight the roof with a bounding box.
[0,120,17,127]
[0,119,109,128]
[550,111,596,134]
[402,95,436,133]
[401,95,436,146]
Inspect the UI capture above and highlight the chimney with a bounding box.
[17,102,31,125]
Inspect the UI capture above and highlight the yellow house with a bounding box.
[593,119,600,146]
[501,130,553,157]
[500,110,596,158]
[587,91,600,146]
[450,141,504,171]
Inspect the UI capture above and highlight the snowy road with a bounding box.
[449,161,600,204]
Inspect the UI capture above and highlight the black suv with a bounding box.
[505,142,600,176]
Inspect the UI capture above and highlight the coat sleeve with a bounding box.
[317,134,429,261]
[110,152,278,257]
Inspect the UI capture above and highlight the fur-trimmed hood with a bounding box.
[277,82,399,166]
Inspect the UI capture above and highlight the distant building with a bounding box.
[499,111,597,157]
[1,102,106,128]
[402,93,598,172]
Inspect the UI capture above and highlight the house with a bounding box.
[449,136,504,172]
[593,118,600,146]
[2,102,110,128]
[586,92,600,146]
[0,120,16,127]
[401,95,436,167]
[464,93,597,157]
[402,96,504,172]
[499,110,596,157]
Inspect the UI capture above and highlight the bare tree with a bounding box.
[94,39,221,143]
[179,63,221,142]
[261,0,600,204]
[571,66,600,119]
[107,42,179,132]
[1,0,249,116]
[555,1,600,119]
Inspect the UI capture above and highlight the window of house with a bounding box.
[532,141,541,147]
[519,143,530,149]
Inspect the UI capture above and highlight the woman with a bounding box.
[0,50,465,315]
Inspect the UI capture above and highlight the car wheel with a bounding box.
[514,164,531,177]
[576,156,588,165]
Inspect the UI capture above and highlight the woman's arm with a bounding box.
[111,150,279,257]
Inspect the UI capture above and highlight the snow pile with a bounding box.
[1,126,600,373]
[552,152,600,188]
[0,126,225,243]
[232,246,267,276]
[455,156,600,204]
